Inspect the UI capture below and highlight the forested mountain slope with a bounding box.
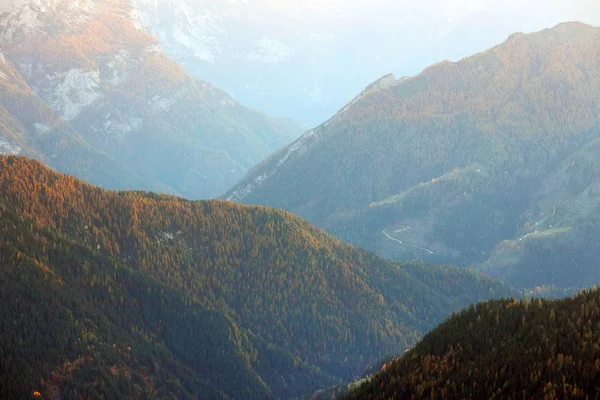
[0,0,299,199]
[0,156,511,399]
[226,22,600,290]
[476,133,600,289]
[342,288,600,399]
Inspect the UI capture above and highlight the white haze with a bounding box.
[133,0,600,125]
[1,0,598,125]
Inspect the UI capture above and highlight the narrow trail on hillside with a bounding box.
[382,230,435,254]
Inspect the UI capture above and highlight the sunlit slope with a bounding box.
[343,288,600,399]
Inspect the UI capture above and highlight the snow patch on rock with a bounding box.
[0,2,44,41]
[133,0,222,63]
[0,137,22,155]
[277,129,318,167]
[102,111,143,141]
[34,122,50,133]
[172,23,219,63]
[130,7,145,31]
[0,0,31,14]
[148,88,188,112]
[64,0,96,17]
[1,0,98,42]
[105,50,135,86]
[43,68,102,120]
[226,173,267,201]
[144,43,162,53]
[18,61,33,80]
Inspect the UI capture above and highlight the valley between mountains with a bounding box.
[1,1,600,398]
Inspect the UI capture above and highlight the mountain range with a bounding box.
[0,156,511,399]
[226,22,600,292]
[2,2,600,398]
[0,0,299,199]
[129,0,600,127]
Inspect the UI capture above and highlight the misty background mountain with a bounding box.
[128,0,599,127]
[0,0,300,199]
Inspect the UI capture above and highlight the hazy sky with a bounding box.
[257,0,600,76]
[439,0,600,28]
[358,0,600,76]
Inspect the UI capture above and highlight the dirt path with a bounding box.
[382,230,435,254]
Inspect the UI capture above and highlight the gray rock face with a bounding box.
[0,0,300,198]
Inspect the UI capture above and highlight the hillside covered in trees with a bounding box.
[0,156,512,399]
[226,22,600,291]
[341,287,600,399]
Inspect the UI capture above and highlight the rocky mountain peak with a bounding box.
[0,0,300,199]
